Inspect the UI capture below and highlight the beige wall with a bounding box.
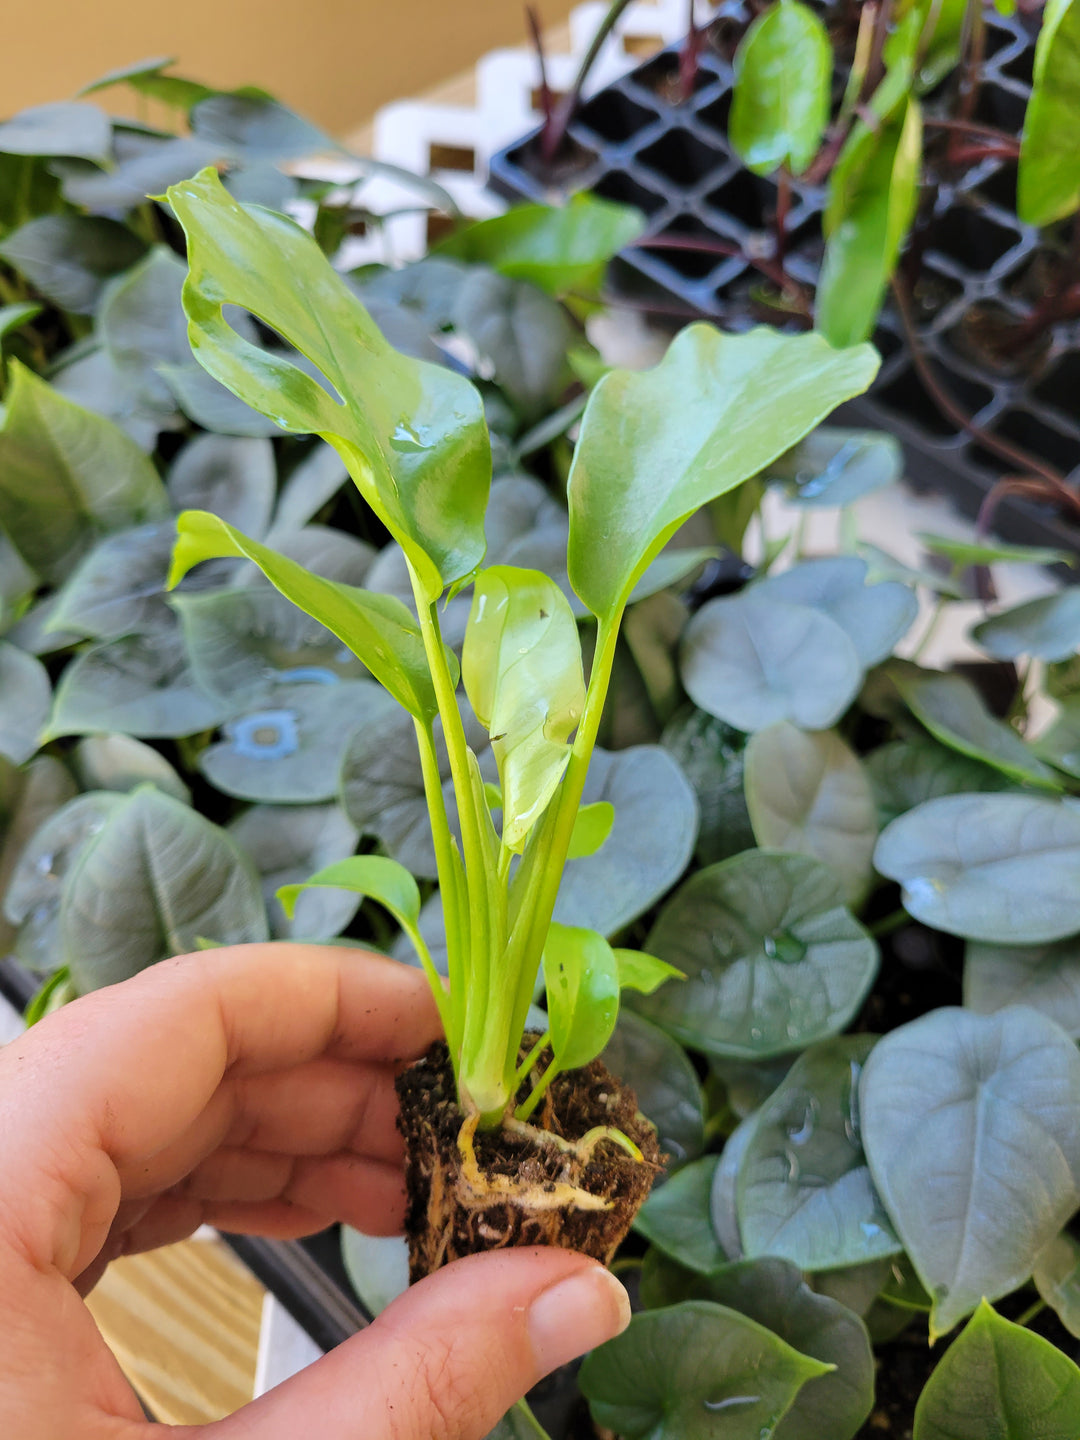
[2,0,576,137]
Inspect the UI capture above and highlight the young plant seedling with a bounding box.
[164,167,878,1262]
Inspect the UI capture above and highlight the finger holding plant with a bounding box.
[164,166,880,1276]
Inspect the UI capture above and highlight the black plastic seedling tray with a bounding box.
[489,8,1080,561]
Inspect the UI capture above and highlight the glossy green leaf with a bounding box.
[913,1300,1080,1438]
[340,1227,409,1318]
[0,361,168,584]
[579,1300,830,1440]
[711,1115,756,1261]
[917,532,1075,570]
[168,434,276,538]
[769,427,903,508]
[635,1156,725,1272]
[681,591,862,733]
[166,167,490,601]
[229,802,358,940]
[711,1055,794,1123]
[435,194,645,296]
[861,1007,1080,1337]
[730,0,832,176]
[0,102,111,161]
[44,629,227,741]
[463,565,584,850]
[756,557,918,667]
[169,510,437,719]
[875,793,1080,943]
[62,785,268,991]
[745,723,878,904]
[567,800,615,859]
[662,707,756,865]
[0,640,50,764]
[602,1009,705,1165]
[865,737,1011,826]
[894,668,1058,788]
[972,589,1080,662]
[633,851,878,1059]
[614,948,683,995]
[73,734,190,803]
[277,853,421,932]
[0,215,145,313]
[543,922,620,1073]
[964,937,1080,1035]
[553,745,698,938]
[737,1036,901,1272]
[199,678,382,803]
[1019,0,1080,226]
[1033,1231,1080,1339]
[566,325,879,623]
[818,98,922,347]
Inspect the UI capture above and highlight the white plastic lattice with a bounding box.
[317,1,718,268]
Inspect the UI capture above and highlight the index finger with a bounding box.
[0,943,440,1279]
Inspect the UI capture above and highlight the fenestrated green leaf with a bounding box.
[633,851,878,1059]
[567,800,615,859]
[913,1300,1080,1438]
[168,434,276,538]
[166,167,491,601]
[199,678,384,803]
[769,427,903,508]
[1019,0,1080,226]
[0,640,50,764]
[0,214,146,313]
[964,937,1080,1035]
[566,325,879,623]
[730,0,832,177]
[543,922,621,1073]
[865,737,1011,826]
[635,1156,726,1272]
[756,557,918,668]
[972,589,1080,662]
[44,628,228,740]
[229,802,358,940]
[602,1009,705,1165]
[917,532,1075,570]
[614,948,683,995]
[860,1007,1080,1338]
[1033,1231,1080,1340]
[462,565,584,851]
[579,1301,831,1440]
[553,745,698,938]
[681,591,862,733]
[61,785,269,991]
[435,194,645,296]
[894,668,1059,788]
[0,101,111,162]
[818,97,922,347]
[0,361,169,583]
[73,734,190,803]
[745,723,878,904]
[875,793,1080,943]
[662,707,756,865]
[168,510,438,719]
[737,1036,901,1273]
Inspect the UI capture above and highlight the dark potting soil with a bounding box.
[396,1039,662,1282]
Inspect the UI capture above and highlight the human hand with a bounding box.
[0,944,630,1439]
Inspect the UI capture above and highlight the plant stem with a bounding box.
[911,593,948,662]
[1016,1298,1046,1328]
[526,5,555,130]
[956,0,986,126]
[870,907,911,938]
[542,0,635,161]
[413,717,467,1058]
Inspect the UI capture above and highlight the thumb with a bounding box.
[208,1248,630,1440]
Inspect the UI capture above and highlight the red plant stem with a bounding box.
[541,0,635,162]
[679,0,702,103]
[924,116,1018,145]
[890,273,1067,490]
[863,0,895,102]
[775,168,792,268]
[526,5,554,129]
[958,0,987,126]
[945,142,1022,166]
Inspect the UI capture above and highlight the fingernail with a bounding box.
[528,1266,631,1372]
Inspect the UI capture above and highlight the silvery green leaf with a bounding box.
[57,135,225,210]
[47,522,181,640]
[451,268,573,421]
[0,215,146,314]
[770,427,903,508]
[0,101,111,161]
[158,361,285,437]
[711,1113,757,1262]
[340,1227,409,1318]
[635,1156,725,1272]
[269,443,349,535]
[50,344,166,451]
[865,737,1011,826]
[756,557,918,668]
[73,734,190,803]
[0,755,77,956]
[1033,1231,1080,1340]
[602,1008,705,1166]
[964,937,1080,1036]
[661,706,756,865]
[229,802,359,939]
[972,589,1080,662]
[0,640,50,764]
[168,434,276,539]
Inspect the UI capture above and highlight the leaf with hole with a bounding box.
[730,0,832,176]
[633,850,878,1059]
[860,1006,1080,1337]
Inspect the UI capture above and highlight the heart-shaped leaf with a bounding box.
[166,167,490,601]
[0,101,112,161]
[47,521,188,641]
[737,1035,901,1272]
[770,428,903,509]
[964,937,1080,1035]
[0,640,50,764]
[269,442,349,535]
[543,922,620,1074]
[0,360,168,583]
[860,1006,1080,1337]
[61,785,269,991]
[913,1301,1080,1438]
[567,800,615,859]
[73,734,190,803]
[662,707,756,865]
[451,269,573,421]
[875,793,1080,943]
[0,755,78,957]
[973,588,1080,662]
[756,557,918,668]
[730,0,832,176]
[578,1300,831,1440]
[745,723,878,904]
[340,1227,409,1319]
[634,851,878,1059]
[229,802,358,940]
[168,433,276,538]
[601,1009,705,1165]
[865,737,1011,826]
[566,325,879,623]
[0,214,146,313]
[1033,1231,1080,1340]
[711,1114,757,1261]
[463,565,584,851]
[635,1156,726,1273]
